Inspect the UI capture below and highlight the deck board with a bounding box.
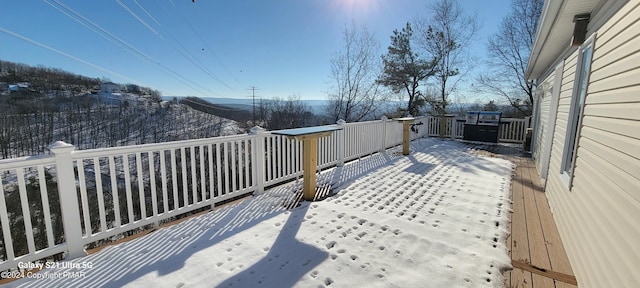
[510,155,534,288]
[467,144,577,288]
[522,163,556,288]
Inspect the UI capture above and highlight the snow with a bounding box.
[4,138,514,288]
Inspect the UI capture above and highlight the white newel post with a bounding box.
[48,141,87,259]
[250,126,266,194]
[380,116,388,152]
[336,120,346,166]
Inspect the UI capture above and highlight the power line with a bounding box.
[43,0,218,96]
[115,0,159,36]
[167,0,241,89]
[132,0,161,26]
[123,0,234,92]
[0,27,139,84]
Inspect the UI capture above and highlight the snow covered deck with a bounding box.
[1,138,576,288]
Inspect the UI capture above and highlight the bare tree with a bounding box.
[414,0,479,116]
[327,23,385,122]
[378,22,437,116]
[264,95,314,130]
[475,0,544,116]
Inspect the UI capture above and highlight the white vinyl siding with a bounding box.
[532,74,552,170]
[540,1,640,287]
[533,63,564,184]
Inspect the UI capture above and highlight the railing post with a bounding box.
[48,141,87,260]
[250,126,266,194]
[380,116,387,152]
[336,119,346,166]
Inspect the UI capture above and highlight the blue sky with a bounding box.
[1,0,510,100]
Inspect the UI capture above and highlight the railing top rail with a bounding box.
[71,133,254,158]
[342,119,386,127]
[0,154,55,169]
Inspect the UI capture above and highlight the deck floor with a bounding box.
[468,144,577,288]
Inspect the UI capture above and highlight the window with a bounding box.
[561,36,595,184]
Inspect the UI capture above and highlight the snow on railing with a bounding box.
[0,116,528,272]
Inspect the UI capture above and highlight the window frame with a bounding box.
[560,34,596,188]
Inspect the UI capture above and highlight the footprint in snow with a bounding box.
[325,278,334,286]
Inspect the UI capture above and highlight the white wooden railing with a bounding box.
[0,116,528,272]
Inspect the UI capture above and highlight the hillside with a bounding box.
[0,60,241,159]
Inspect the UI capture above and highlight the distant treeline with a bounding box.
[1,59,99,93]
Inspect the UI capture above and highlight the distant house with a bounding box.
[526,0,639,287]
[7,82,36,94]
[101,82,122,94]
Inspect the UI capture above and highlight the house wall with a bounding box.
[532,71,553,173]
[536,1,640,287]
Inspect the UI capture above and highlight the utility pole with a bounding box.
[247,86,260,125]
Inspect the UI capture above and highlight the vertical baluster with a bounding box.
[16,169,36,254]
[122,154,134,223]
[208,144,215,201]
[244,139,250,189]
[93,157,107,232]
[149,152,158,217]
[286,137,291,175]
[223,143,230,195]
[216,143,223,197]
[238,140,244,190]
[190,146,197,205]
[170,149,179,210]
[200,145,206,201]
[76,160,92,234]
[296,138,301,172]
[37,166,55,247]
[0,176,15,260]
[265,137,271,182]
[319,137,324,167]
[181,147,188,207]
[231,141,237,192]
[160,151,169,214]
[136,152,146,219]
[235,141,243,191]
[280,137,285,177]
[109,155,121,227]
